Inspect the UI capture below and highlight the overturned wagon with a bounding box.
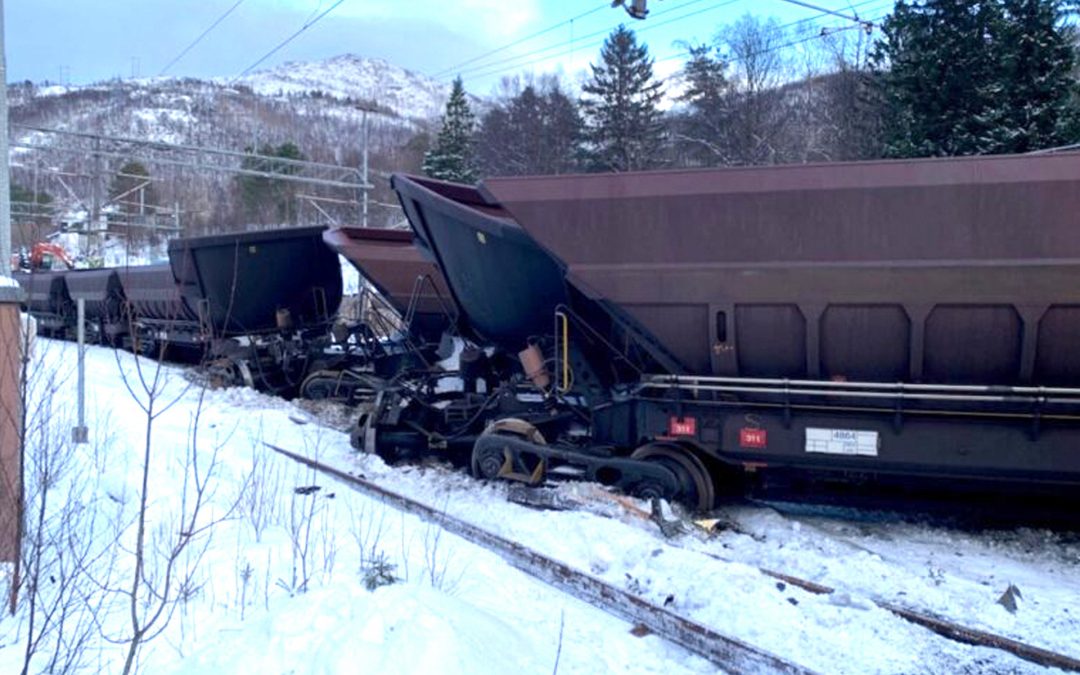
[381,152,1080,512]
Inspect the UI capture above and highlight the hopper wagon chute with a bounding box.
[321,226,457,348]
[12,271,73,336]
[168,225,342,338]
[311,224,465,400]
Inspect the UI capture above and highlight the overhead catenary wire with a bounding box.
[234,0,347,80]
[657,14,891,71]
[159,0,247,75]
[449,0,745,83]
[457,0,887,83]
[654,0,892,66]
[444,0,725,81]
[775,0,876,27]
[429,4,608,80]
[457,0,890,84]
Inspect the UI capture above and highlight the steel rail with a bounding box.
[265,442,817,675]
[708,557,1080,673]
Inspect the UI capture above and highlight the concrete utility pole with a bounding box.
[362,108,371,228]
[0,0,11,270]
[73,298,88,444]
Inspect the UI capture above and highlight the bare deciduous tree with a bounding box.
[717,14,794,165]
[105,338,239,674]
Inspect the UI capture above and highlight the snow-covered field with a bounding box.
[1,338,1077,674]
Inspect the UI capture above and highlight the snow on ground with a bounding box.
[35,85,77,98]
[300,457,1074,674]
[2,338,1077,673]
[695,504,1080,660]
[339,254,361,296]
[0,339,713,674]
[132,108,196,127]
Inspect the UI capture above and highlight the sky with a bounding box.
[5,0,897,95]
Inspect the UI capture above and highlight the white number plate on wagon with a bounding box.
[805,428,879,457]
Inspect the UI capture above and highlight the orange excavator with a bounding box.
[11,242,76,272]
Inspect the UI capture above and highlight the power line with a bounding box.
[449,0,742,83]
[430,5,608,80]
[447,0,723,81]
[775,0,875,27]
[656,1,891,68]
[456,0,886,84]
[160,0,247,76]
[234,0,347,80]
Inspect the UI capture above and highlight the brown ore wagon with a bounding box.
[322,226,456,344]
[388,153,1080,513]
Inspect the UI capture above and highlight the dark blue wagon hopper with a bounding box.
[167,225,343,337]
[390,175,568,351]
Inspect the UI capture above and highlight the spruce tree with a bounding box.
[540,84,585,174]
[874,0,1006,157]
[998,0,1078,152]
[423,76,477,183]
[874,0,1078,157]
[109,161,155,215]
[581,25,666,172]
[237,142,305,224]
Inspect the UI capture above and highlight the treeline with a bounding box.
[424,0,1080,181]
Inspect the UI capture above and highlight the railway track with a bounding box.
[735,561,1080,673]
[594,493,1080,673]
[268,440,1080,673]
[265,442,816,675]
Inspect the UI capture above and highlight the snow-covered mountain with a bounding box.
[7,55,465,231]
[8,54,469,166]
[230,54,457,121]
[15,54,458,125]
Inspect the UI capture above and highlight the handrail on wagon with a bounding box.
[638,374,1080,407]
[404,273,459,331]
[552,303,646,379]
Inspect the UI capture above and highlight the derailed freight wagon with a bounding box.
[166,226,343,391]
[322,226,457,348]
[307,226,460,401]
[372,154,1080,512]
[14,227,345,395]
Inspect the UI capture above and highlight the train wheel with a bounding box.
[301,370,381,404]
[137,337,158,359]
[630,442,715,512]
[471,418,546,482]
[300,370,346,401]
